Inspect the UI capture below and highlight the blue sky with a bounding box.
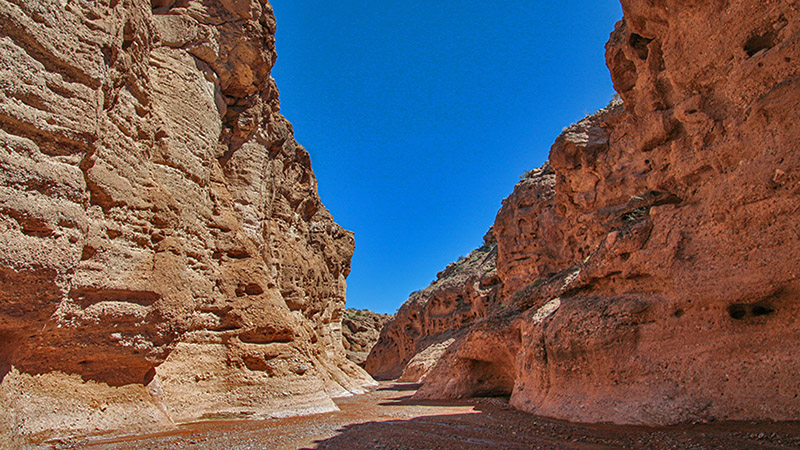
[269,1,623,314]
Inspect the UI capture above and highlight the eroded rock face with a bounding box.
[376,0,800,426]
[341,309,392,367]
[365,232,501,381]
[0,0,373,444]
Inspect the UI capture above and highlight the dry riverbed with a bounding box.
[53,382,800,449]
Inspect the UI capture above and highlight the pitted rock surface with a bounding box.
[370,0,800,426]
[0,0,374,445]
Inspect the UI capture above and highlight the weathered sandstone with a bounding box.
[365,231,501,382]
[0,0,374,445]
[341,309,392,367]
[370,0,800,426]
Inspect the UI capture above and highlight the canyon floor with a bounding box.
[46,382,800,450]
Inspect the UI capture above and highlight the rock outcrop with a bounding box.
[0,0,374,445]
[341,309,392,367]
[365,231,501,381]
[369,0,800,426]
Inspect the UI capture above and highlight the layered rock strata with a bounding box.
[341,309,392,367]
[369,0,800,426]
[0,0,374,445]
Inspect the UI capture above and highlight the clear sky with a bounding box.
[269,1,623,314]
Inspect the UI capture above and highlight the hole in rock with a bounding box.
[629,33,654,60]
[744,30,777,57]
[728,304,747,320]
[751,304,775,317]
[70,288,160,308]
[673,309,685,318]
[728,302,776,320]
[467,359,515,398]
[244,283,264,296]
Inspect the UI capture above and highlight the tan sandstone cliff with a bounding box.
[367,0,800,426]
[0,0,374,446]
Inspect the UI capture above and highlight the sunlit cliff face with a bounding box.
[0,0,372,444]
[372,0,800,426]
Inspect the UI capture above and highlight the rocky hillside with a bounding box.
[365,231,500,381]
[0,0,374,446]
[367,0,800,426]
[341,309,392,367]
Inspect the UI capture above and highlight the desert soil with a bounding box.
[55,382,800,450]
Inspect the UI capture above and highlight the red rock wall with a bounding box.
[0,0,373,444]
[365,232,501,381]
[382,0,800,426]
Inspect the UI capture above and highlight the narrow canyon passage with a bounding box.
[68,382,800,450]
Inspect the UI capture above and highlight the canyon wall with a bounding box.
[341,309,392,367]
[0,0,374,446]
[368,0,800,426]
[365,231,500,382]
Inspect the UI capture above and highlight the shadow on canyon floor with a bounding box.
[377,382,422,392]
[304,401,800,450]
[76,382,800,450]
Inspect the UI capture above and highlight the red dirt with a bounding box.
[52,382,800,449]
